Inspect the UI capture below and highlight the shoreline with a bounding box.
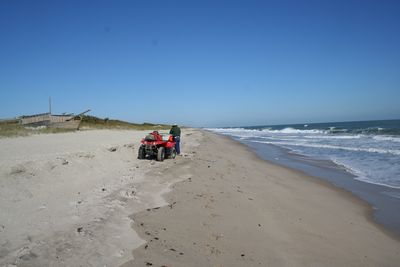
[212,132,400,241]
[236,137,400,238]
[124,129,400,266]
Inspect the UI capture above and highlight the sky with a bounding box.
[1,0,399,127]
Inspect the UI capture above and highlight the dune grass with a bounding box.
[0,116,171,138]
[0,121,76,138]
[79,115,170,130]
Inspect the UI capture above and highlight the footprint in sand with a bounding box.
[122,188,136,198]
[45,161,58,171]
[9,164,26,175]
[210,246,221,255]
[16,246,38,262]
[57,157,69,165]
[108,146,118,152]
[76,152,95,159]
[179,174,192,180]
[168,202,177,209]
[0,239,11,258]
[211,233,223,240]
[19,250,38,261]
[124,143,135,149]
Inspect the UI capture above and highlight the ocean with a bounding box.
[208,119,400,235]
[209,119,400,189]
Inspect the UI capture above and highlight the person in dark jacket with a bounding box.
[169,124,181,155]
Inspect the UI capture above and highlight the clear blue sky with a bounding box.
[1,0,399,127]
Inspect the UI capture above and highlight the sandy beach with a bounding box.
[0,129,198,267]
[1,129,399,266]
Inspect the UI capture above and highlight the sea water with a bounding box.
[208,119,400,189]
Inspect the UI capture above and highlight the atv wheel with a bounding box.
[169,147,177,159]
[138,146,146,159]
[157,147,165,161]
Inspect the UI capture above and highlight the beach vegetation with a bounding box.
[0,115,170,138]
[80,115,170,130]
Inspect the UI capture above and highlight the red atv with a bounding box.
[138,131,177,161]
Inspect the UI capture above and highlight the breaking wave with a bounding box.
[249,140,400,156]
[207,119,400,188]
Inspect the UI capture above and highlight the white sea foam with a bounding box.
[249,140,400,156]
[208,126,400,188]
[262,127,326,134]
[353,177,400,190]
[327,158,399,189]
[302,135,361,139]
[331,158,364,177]
[209,127,326,135]
[207,128,261,134]
[372,135,400,142]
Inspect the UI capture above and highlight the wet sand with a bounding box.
[242,140,400,237]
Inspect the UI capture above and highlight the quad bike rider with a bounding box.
[138,131,177,161]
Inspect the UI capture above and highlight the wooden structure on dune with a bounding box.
[20,110,90,130]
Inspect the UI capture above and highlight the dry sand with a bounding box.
[0,129,199,267]
[1,129,399,267]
